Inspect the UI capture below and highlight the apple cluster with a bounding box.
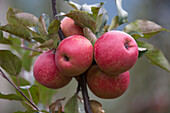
[33,17,138,99]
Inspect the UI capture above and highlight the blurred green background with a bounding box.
[0,0,170,113]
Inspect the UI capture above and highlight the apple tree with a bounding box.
[0,0,170,113]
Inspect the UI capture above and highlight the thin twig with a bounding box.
[0,69,39,111]
[80,73,92,113]
[13,44,43,53]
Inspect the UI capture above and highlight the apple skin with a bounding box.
[55,35,93,76]
[33,51,72,89]
[61,17,84,37]
[94,30,138,75]
[87,65,130,99]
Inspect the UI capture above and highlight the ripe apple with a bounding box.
[94,30,138,75]
[33,51,72,89]
[87,65,130,99]
[60,17,84,37]
[55,35,93,76]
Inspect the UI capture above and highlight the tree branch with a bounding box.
[80,73,92,113]
[0,69,39,111]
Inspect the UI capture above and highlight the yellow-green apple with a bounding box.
[87,65,130,99]
[55,35,93,76]
[94,30,138,75]
[60,17,84,37]
[33,51,72,89]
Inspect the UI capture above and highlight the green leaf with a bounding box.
[95,14,103,33]
[8,36,23,54]
[36,81,58,106]
[91,2,104,20]
[0,92,23,101]
[0,24,30,41]
[115,0,128,25]
[22,50,33,71]
[108,15,119,31]
[36,39,54,49]
[0,30,3,38]
[32,37,45,43]
[0,50,22,76]
[0,37,13,45]
[48,19,60,35]
[65,10,96,33]
[64,94,78,113]
[99,7,108,32]
[38,16,48,37]
[137,41,170,72]
[11,76,30,86]
[128,31,144,39]
[16,85,40,109]
[124,20,168,38]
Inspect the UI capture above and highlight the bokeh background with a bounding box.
[0,0,170,113]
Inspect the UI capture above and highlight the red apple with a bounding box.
[60,17,84,37]
[94,30,138,75]
[87,65,130,99]
[55,35,93,76]
[33,51,72,89]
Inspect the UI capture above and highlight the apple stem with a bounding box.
[0,69,39,111]
[51,0,66,41]
[80,73,93,113]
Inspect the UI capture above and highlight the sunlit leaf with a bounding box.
[108,15,119,31]
[124,20,168,38]
[16,85,40,109]
[65,10,96,33]
[64,94,78,113]
[0,50,22,76]
[0,24,30,41]
[137,41,170,72]
[0,92,23,101]
[115,0,128,25]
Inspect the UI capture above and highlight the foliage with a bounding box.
[0,0,169,113]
